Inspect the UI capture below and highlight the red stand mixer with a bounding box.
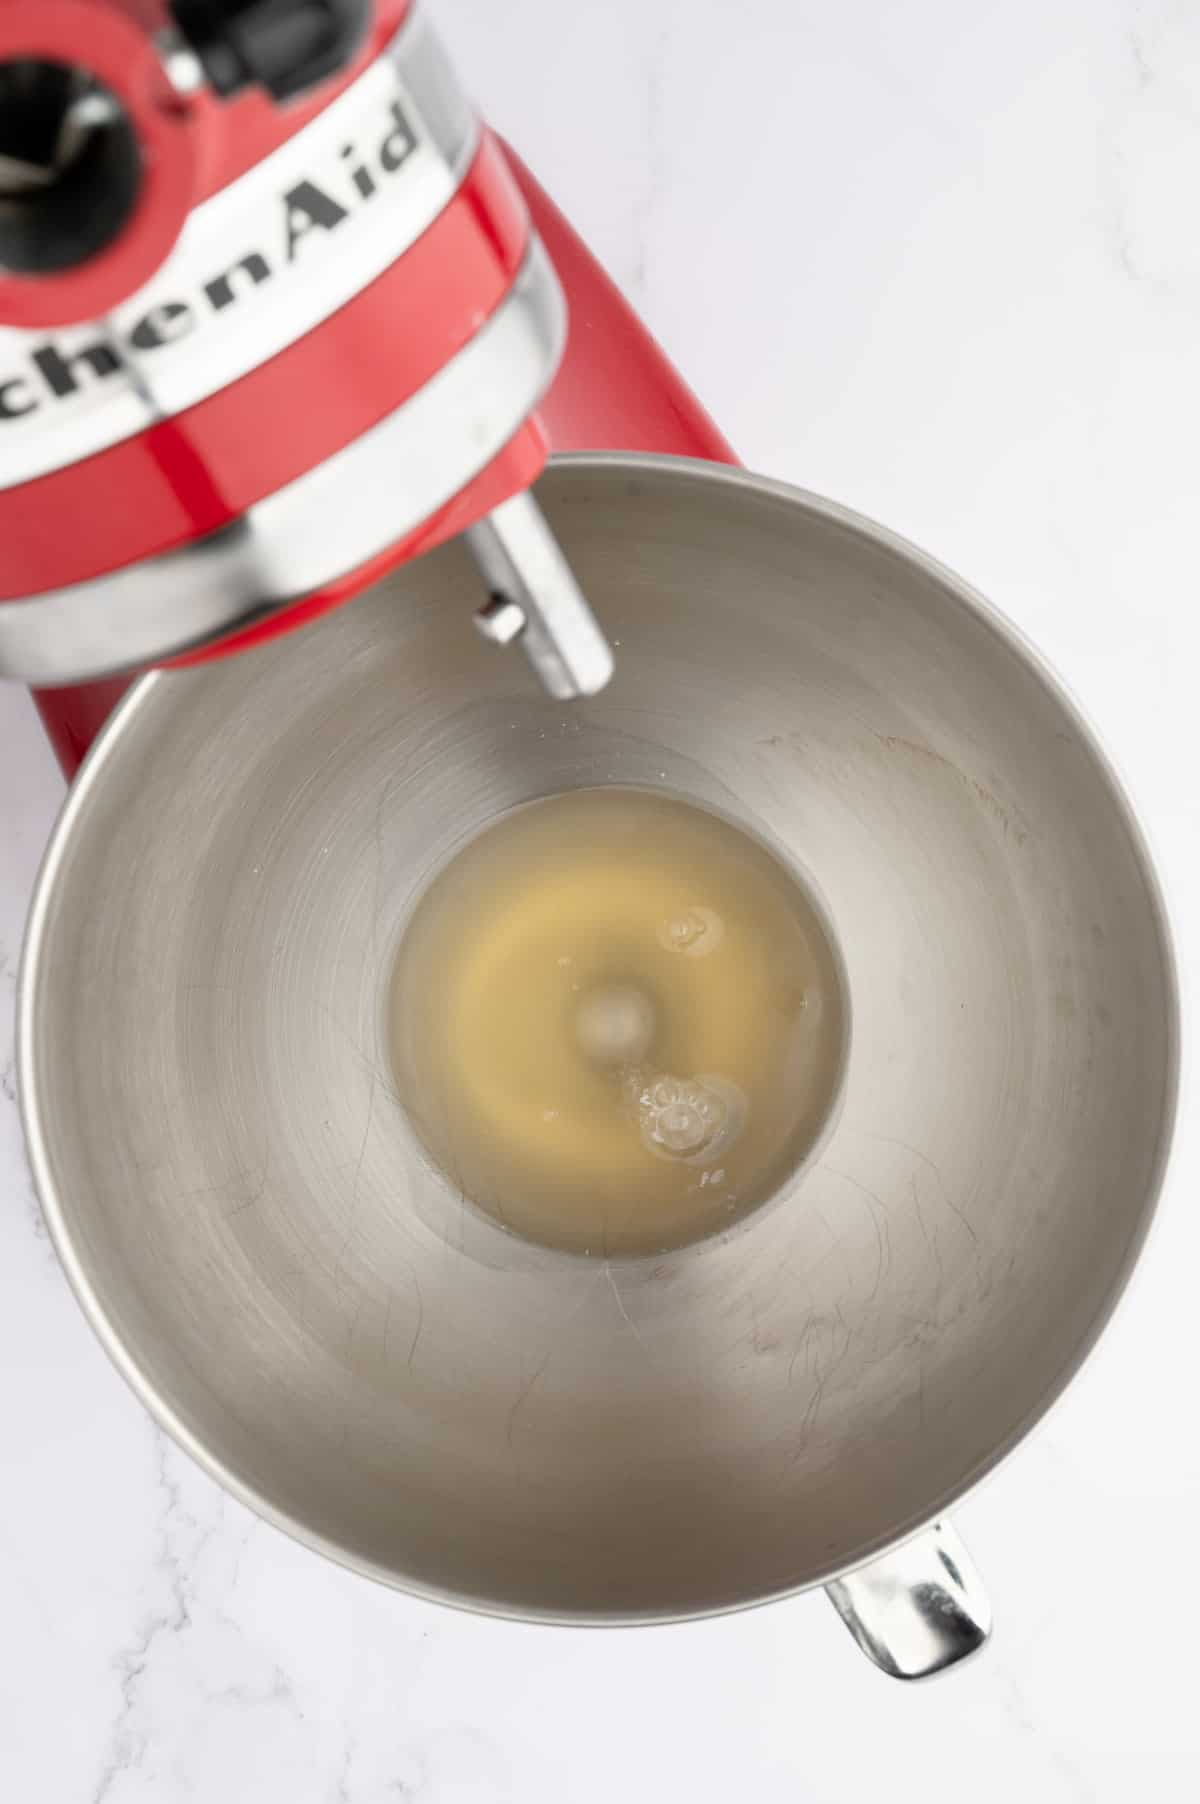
[0,0,732,770]
[4,0,1177,1684]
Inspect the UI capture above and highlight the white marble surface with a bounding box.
[1,0,1198,1795]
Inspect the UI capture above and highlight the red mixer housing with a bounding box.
[0,0,732,770]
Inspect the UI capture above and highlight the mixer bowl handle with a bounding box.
[825,1520,991,1679]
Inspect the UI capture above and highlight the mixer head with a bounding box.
[0,0,612,698]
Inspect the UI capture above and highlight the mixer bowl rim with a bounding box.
[17,450,1181,1624]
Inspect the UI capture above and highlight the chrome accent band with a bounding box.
[0,0,478,488]
[0,238,566,682]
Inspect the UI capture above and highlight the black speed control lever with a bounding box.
[170,0,373,102]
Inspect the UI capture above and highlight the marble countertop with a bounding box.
[2,0,1198,1797]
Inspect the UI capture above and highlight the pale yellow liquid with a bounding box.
[389,788,846,1256]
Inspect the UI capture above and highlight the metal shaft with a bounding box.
[467,490,614,699]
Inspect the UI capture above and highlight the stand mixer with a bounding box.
[2,0,1179,1681]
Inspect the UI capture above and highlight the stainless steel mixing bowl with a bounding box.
[19,456,1178,1678]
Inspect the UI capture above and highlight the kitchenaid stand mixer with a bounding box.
[3,0,1178,1684]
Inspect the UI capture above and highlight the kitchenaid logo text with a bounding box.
[0,99,420,424]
